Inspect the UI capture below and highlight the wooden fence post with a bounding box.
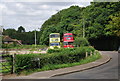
[12,53,16,74]
[38,58,40,68]
[11,55,13,74]
[86,52,88,58]
[90,51,92,56]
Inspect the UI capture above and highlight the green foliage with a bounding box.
[40,6,83,45]
[3,28,41,45]
[54,46,59,49]
[47,48,74,53]
[17,26,25,33]
[20,52,101,75]
[15,54,40,73]
[47,49,61,53]
[14,47,95,74]
[3,29,17,38]
[105,12,120,36]
[39,2,120,46]
[0,36,2,48]
[73,37,90,47]
[2,43,19,49]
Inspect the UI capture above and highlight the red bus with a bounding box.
[63,33,74,48]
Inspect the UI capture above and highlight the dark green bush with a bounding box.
[54,46,59,49]
[2,44,14,48]
[15,54,39,73]
[41,47,94,67]
[15,46,95,74]
[47,49,61,53]
[47,48,75,53]
[73,37,90,47]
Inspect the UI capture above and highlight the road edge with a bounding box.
[51,53,111,77]
[3,52,111,79]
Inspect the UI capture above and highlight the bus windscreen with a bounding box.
[50,34,59,38]
[64,35,73,37]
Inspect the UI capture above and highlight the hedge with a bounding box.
[47,48,75,53]
[14,46,95,74]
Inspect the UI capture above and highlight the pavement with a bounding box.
[2,52,111,79]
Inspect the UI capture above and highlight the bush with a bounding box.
[2,44,15,49]
[14,46,95,74]
[2,42,20,49]
[47,48,75,53]
[73,37,90,47]
[47,49,60,53]
[15,54,40,73]
[54,46,59,49]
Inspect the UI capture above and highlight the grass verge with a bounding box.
[20,52,101,75]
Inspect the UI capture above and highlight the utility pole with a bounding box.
[34,28,40,47]
[83,18,85,38]
[0,25,3,36]
[0,25,3,48]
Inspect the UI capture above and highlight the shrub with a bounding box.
[54,46,59,49]
[47,49,61,53]
[15,54,40,73]
[2,42,20,49]
[2,44,14,48]
[73,37,90,47]
[47,48,75,53]
[14,47,95,74]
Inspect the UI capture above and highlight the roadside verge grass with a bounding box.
[20,52,101,75]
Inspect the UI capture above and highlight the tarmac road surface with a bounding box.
[51,51,119,79]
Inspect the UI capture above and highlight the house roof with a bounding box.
[3,36,14,42]
[3,36,22,45]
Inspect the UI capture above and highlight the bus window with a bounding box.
[64,35,68,37]
[50,34,59,38]
[68,42,73,45]
[64,42,68,45]
[69,35,73,37]
[50,43,60,46]
[64,35,73,37]
[64,42,73,45]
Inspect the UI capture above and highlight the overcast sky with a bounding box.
[0,1,91,32]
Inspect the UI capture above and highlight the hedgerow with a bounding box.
[14,46,95,74]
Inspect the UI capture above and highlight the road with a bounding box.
[50,51,119,79]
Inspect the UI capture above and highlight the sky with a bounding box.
[0,1,92,32]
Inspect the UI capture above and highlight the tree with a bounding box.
[3,28,17,38]
[17,26,25,33]
[105,12,120,36]
[39,2,120,46]
[73,37,90,47]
